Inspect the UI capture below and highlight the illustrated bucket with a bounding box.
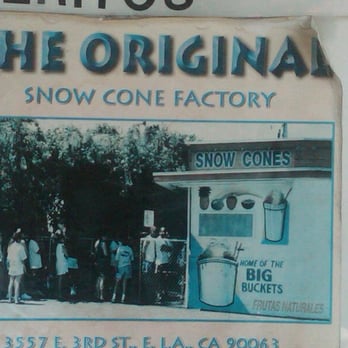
[198,257,238,306]
[263,201,287,242]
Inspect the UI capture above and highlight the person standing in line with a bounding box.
[155,227,173,303]
[28,233,43,298]
[0,233,7,299]
[141,226,158,304]
[65,237,79,302]
[94,233,109,302]
[142,226,158,273]
[111,236,134,303]
[55,230,69,301]
[7,228,27,304]
[109,235,121,274]
[28,234,42,272]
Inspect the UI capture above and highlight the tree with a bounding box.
[0,118,49,237]
[0,119,194,241]
[118,123,194,237]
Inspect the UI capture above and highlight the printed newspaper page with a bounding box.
[0,0,347,18]
[0,12,341,348]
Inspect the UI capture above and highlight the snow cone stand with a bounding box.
[154,136,333,320]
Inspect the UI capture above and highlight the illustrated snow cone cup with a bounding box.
[197,241,242,306]
[263,189,291,242]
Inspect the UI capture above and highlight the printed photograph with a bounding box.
[0,118,334,322]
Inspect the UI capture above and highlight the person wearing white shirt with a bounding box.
[7,229,27,304]
[29,237,42,271]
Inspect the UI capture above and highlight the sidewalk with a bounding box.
[0,298,263,321]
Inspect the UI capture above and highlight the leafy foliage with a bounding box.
[0,119,193,240]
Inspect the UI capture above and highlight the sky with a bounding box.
[37,118,333,143]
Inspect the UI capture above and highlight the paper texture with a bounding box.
[0,0,347,17]
[0,13,341,348]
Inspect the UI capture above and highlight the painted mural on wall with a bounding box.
[155,132,334,320]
